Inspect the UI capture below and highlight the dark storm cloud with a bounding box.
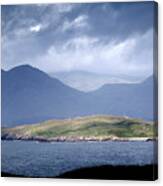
[82,2,154,41]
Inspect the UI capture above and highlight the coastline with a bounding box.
[2,115,155,143]
[1,135,156,142]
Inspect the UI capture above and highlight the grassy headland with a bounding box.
[1,115,156,142]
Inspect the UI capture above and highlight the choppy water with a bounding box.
[1,140,156,177]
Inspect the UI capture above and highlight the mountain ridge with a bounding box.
[1,65,154,126]
[50,70,144,92]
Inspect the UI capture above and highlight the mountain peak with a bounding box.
[8,64,40,73]
[1,69,6,73]
[6,65,51,80]
[141,75,153,87]
[143,75,153,82]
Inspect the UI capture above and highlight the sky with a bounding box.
[1,2,156,78]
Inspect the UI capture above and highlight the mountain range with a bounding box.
[1,65,155,127]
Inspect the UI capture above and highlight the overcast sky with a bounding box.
[1,2,155,77]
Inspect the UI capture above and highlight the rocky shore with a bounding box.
[1,133,155,142]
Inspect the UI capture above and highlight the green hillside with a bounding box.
[2,115,156,141]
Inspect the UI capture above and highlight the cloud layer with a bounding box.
[28,29,153,77]
[1,2,155,78]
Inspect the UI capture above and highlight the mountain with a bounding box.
[87,76,154,120]
[50,71,141,92]
[1,65,155,127]
[1,65,86,126]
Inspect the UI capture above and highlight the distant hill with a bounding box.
[1,65,155,126]
[50,70,142,92]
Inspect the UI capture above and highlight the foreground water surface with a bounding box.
[1,140,156,177]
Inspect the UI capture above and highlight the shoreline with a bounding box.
[1,136,156,142]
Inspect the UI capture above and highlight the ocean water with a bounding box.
[1,140,156,177]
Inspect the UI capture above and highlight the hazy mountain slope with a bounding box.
[50,71,141,92]
[88,76,154,120]
[1,65,154,126]
[1,65,86,126]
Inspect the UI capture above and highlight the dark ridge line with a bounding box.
[1,164,158,180]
